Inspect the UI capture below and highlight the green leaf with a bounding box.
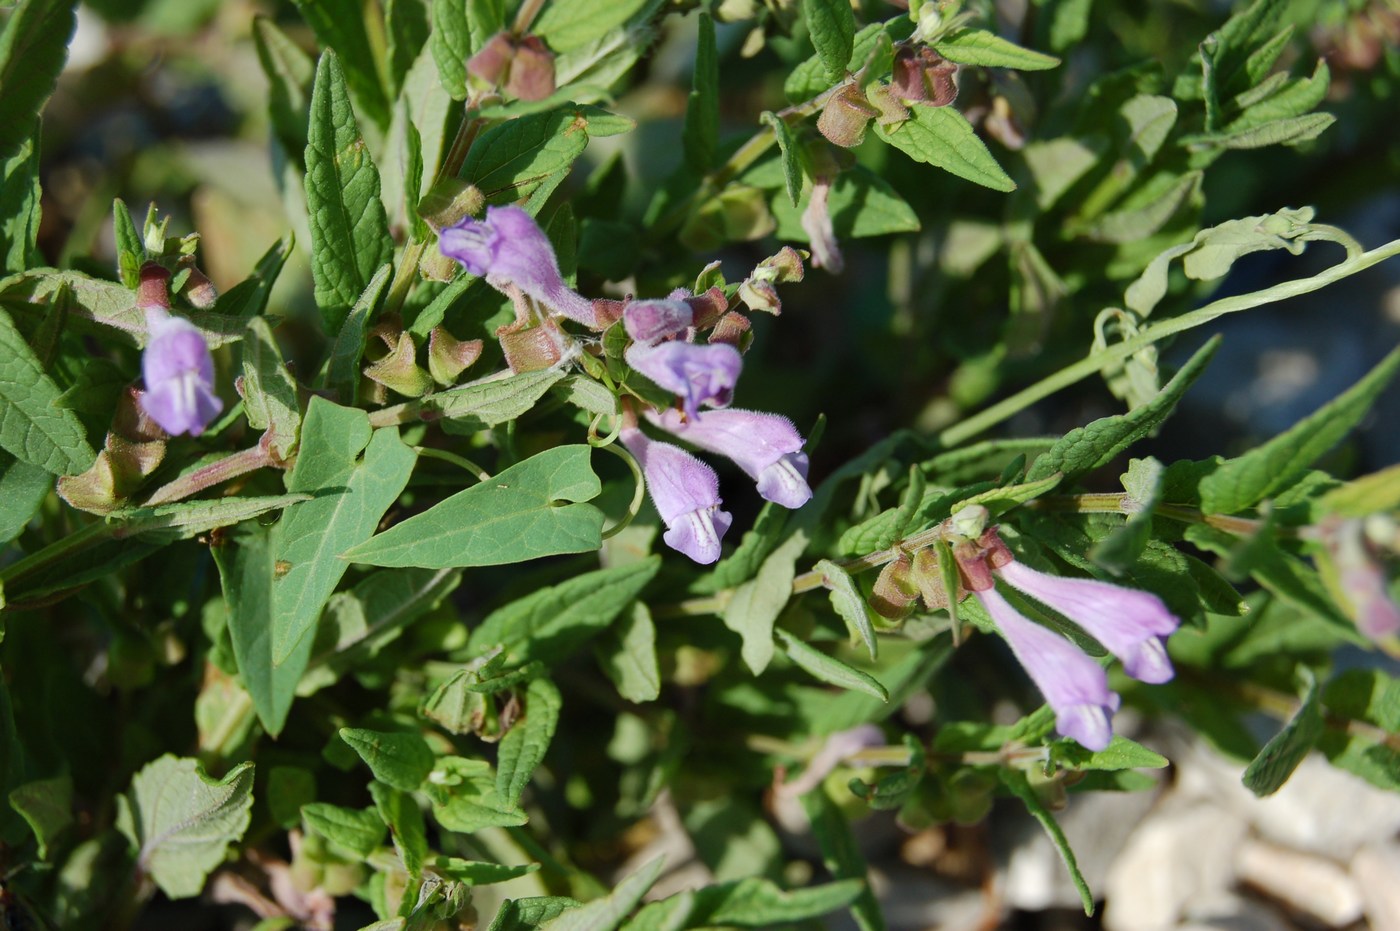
[301,801,387,857]
[1091,457,1164,574]
[266,767,316,829]
[217,525,314,737]
[1027,337,1218,485]
[877,466,926,550]
[1078,171,1202,244]
[814,559,877,659]
[799,789,883,931]
[216,235,295,321]
[468,558,660,664]
[541,856,664,931]
[431,368,567,432]
[0,270,234,347]
[0,307,96,475]
[1201,347,1400,515]
[0,0,76,159]
[385,0,430,97]
[682,13,718,173]
[463,107,591,208]
[0,450,50,546]
[752,161,918,240]
[344,445,602,569]
[0,126,41,275]
[688,877,865,927]
[1242,668,1322,797]
[112,198,144,289]
[434,856,540,885]
[115,756,254,900]
[340,727,436,792]
[112,494,308,542]
[1233,60,1329,127]
[291,0,390,128]
[534,0,649,54]
[596,602,661,702]
[723,532,808,675]
[426,756,527,833]
[933,28,1060,71]
[370,781,427,877]
[490,897,583,931]
[253,16,315,164]
[760,113,803,207]
[8,775,72,859]
[1319,669,1400,793]
[1183,112,1334,150]
[1054,735,1169,772]
[240,317,301,460]
[776,630,888,702]
[497,678,561,808]
[874,106,1015,193]
[326,262,392,405]
[785,21,890,102]
[431,0,497,100]
[304,50,394,332]
[272,404,416,665]
[804,0,856,83]
[999,769,1093,916]
[951,471,1063,519]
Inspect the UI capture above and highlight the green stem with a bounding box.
[1033,494,1274,537]
[938,237,1400,450]
[0,519,110,588]
[415,446,491,481]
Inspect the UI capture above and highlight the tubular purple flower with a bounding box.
[139,309,223,437]
[625,340,741,420]
[996,561,1179,684]
[648,408,812,509]
[976,587,1120,751]
[439,205,595,326]
[620,427,732,564]
[622,299,694,344]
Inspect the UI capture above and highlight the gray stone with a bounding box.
[1351,842,1400,930]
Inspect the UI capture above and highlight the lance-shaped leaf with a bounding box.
[463,107,591,208]
[340,727,436,792]
[114,494,309,542]
[804,0,856,83]
[301,802,386,857]
[933,28,1060,70]
[723,532,808,675]
[291,0,390,128]
[0,307,96,475]
[304,50,394,332]
[496,678,561,808]
[271,400,416,666]
[0,450,49,545]
[875,106,1015,193]
[541,856,664,931]
[1201,347,1400,515]
[115,756,254,900]
[253,17,315,164]
[344,445,604,569]
[815,559,877,659]
[240,317,301,460]
[776,630,888,702]
[533,0,649,53]
[0,0,77,159]
[468,558,660,665]
[2,129,42,275]
[682,13,718,173]
[216,235,294,320]
[370,781,428,877]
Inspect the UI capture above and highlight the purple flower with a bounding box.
[625,341,741,420]
[439,205,595,326]
[1320,518,1400,643]
[622,299,693,344]
[996,561,1179,684]
[139,309,222,436]
[620,427,732,564]
[648,408,812,509]
[976,587,1120,751]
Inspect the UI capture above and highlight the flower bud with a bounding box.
[506,36,556,102]
[708,311,752,349]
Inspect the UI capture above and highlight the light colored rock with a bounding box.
[1102,796,1249,931]
[1351,842,1400,930]
[1175,892,1290,931]
[996,784,1162,912]
[1170,740,1400,861]
[829,864,990,931]
[1236,839,1363,927]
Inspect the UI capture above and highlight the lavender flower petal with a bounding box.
[139,310,222,436]
[976,587,1120,751]
[439,205,595,326]
[620,428,732,564]
[624,341,741,419]
[649,408,812,509]
[622,299,694,345]
[997,561,1179,684]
